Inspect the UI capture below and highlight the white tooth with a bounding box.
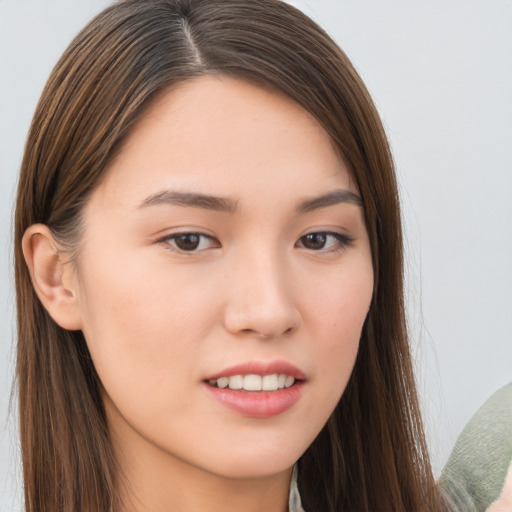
[284,376,295,388]
[262,374,279,391]
[217,377,229,389]
[243,374,262,391]
[228,375,243,390]
[261,373,279,391]
[208,379,216,386]
[278,374,287,389]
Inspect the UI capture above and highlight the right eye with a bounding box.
[295,231,354,253]
[160,232,219,252]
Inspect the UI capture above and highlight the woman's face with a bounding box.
[73,76,373,479]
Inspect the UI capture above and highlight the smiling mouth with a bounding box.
[203,369,305,417]
[206,374,298,391]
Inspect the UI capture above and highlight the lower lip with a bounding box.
[203,381,304,418]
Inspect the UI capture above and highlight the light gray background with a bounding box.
[1,1,511,510]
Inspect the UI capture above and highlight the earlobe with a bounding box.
[22,224,83,330]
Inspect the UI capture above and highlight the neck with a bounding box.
[120,462,291,512]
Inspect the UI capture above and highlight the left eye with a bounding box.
[163,233,218,252]
[296,232,353,251]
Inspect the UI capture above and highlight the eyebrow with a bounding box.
[296,189,363,213]
[138,190,238,213]
[138,188,362,214]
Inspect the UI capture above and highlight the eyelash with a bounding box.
[158,231,354,254]
[295,232,354,253]
[159,232,219,253]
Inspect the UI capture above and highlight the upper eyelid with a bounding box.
[165,231,214,239]
[297,230,353,241]
[156,229,216,241]
[295,231,355,250]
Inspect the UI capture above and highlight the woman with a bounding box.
[14,0,447,510]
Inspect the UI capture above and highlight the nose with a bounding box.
[223,249,301,339]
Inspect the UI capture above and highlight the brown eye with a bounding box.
[301,233,327,250]
[297,232,354,252]
[162,232,218,253]
[174,233,201,251]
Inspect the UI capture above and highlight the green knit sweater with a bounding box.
[440,382,512,512]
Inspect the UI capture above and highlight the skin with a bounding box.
[24,76,374,512]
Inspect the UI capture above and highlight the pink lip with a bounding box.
[204,360,306,381]
[203,381,304,418]
[203,360,306,418]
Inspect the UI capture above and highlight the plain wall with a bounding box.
[1,1,510,510]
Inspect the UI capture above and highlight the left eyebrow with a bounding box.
[296,189,363,213]
[137,190,238,213]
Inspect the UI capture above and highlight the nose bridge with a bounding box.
[223,243,300,338]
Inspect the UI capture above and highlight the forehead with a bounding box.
[91,75,355,211]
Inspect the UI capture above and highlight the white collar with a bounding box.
[288,464,306,512]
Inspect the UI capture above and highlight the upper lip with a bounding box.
[205,360,306,381]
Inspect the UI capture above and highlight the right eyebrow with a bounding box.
[138,190,238,213]
[296,189,363,213]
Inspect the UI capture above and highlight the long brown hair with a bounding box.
[15,0,447,510]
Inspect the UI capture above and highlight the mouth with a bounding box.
[203,361,305,418]
[206,373,298,391]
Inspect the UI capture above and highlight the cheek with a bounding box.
[304,255,373,339]
[301,257,373,395]
[76,252,219,392]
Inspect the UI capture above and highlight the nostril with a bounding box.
[237,325,297,339]
[238,329,275,339]
[223,300,302,338]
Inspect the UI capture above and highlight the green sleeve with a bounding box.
[439,382,512,512]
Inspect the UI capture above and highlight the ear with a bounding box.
[22,224,83,330]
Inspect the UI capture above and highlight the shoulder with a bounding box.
[440,382,512,512]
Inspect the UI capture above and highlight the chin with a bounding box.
[205,457,297,480]
[191,434,310,480]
